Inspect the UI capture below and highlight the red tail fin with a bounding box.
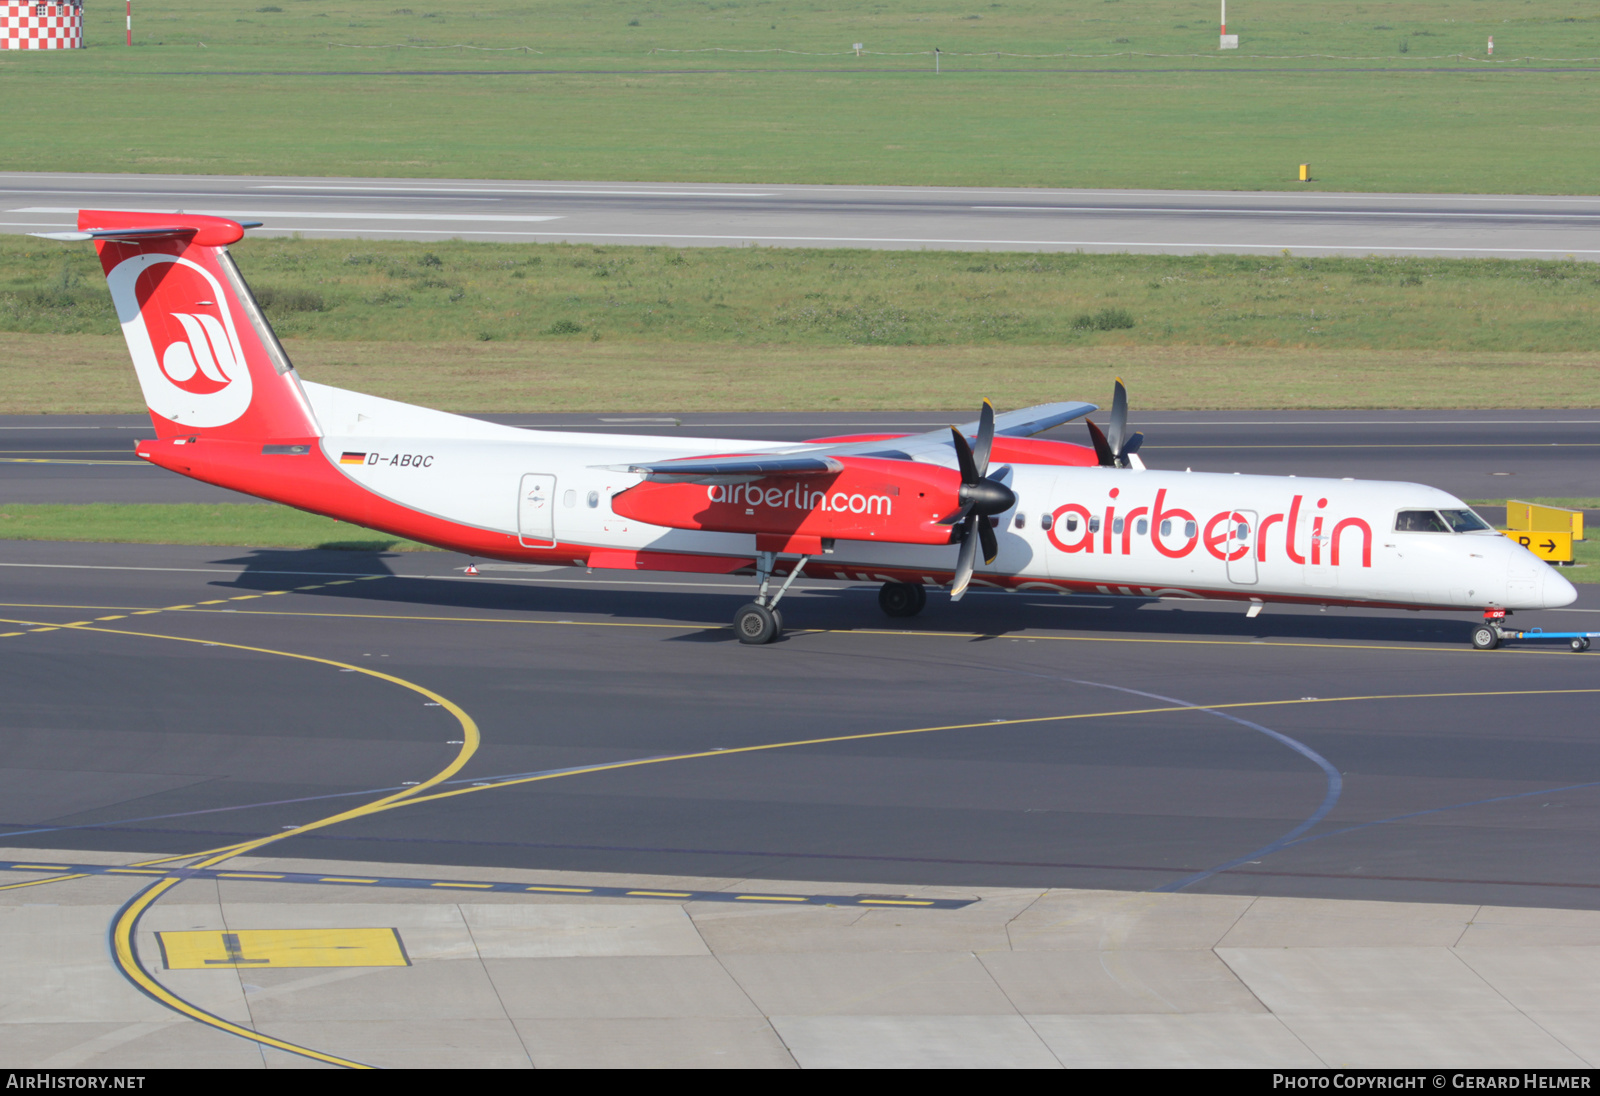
[75,210,321,441]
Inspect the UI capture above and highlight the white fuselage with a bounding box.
[303,384,1574,613]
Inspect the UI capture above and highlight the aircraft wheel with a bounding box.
[1572,637,1591,653]
[1471,624,1501,651]
[879,582,926,618]
[735,602,779,645]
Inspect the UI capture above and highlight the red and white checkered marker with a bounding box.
[1,2,84,49]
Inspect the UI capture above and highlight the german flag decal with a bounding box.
[339,452,367,466]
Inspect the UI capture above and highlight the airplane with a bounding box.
[38,210,1577,649]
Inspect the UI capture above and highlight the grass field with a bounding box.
[3,237,1596,412]
[1,1,1598,190]
[0,503,434,552]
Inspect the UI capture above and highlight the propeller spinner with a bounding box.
[946,400,1017,601]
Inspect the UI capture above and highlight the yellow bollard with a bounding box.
[1299,164,1311,182]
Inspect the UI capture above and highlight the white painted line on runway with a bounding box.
[14,207,562,223]
[1,189,504,202]
[11,216,1597,255]
[254,185,777,197]
[101,223,1600,254]
[975,205,1600,221]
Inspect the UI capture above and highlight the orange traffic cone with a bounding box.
[464,564,479,576]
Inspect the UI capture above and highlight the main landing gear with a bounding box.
[735,551,810,645]
[878,581,927,618]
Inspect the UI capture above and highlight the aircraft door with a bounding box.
[518,473,557,547]
[1226,509,1258,584]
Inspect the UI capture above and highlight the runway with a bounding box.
[6,409,1597,505]
[6,172,1600,258]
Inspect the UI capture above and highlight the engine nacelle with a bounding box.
[611,457,962,546]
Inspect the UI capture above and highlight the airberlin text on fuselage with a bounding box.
[1048,488,1373,568]
[707,483,892,516]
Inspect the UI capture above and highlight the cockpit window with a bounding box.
[1394,510,1452,533]
[1440,508,1492,533]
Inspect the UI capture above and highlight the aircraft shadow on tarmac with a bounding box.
[207,547,1483,648]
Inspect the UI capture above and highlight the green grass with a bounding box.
[2,1,1599,190]
[5,236,1598,412]
[8,236,1600,352]
[1570,539,1599,581]
[0,503,437,552]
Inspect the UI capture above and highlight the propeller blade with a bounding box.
[949,516,979,601]
[977,513,1000,564]
[1123,432,1144,456]
[937,501,975,526]
[948,426,980,485]
[972,399,995,478]
[1084,419,1116,467]
[1108,378,1128,457]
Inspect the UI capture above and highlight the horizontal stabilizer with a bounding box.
[33,222,263,244]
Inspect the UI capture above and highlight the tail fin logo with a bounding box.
[107,253,254,428]
[160,312,240,394]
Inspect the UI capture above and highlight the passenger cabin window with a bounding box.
[587,490,601,508]
[1112,517,1124,535]
[1040,513,1054,531]
[563,489,577,508]
[1395,510,1453,533]
[1136,518,1149,536]
[1089,517,1101,534]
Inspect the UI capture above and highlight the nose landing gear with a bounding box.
[735,551,808,645]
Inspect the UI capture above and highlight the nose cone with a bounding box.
[1542,565,1579,608]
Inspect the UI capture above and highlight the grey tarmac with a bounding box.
[4,409,1599,506]
[1,538,1596,909]
[5,172,1600,258]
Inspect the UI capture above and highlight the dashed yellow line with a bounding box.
[0,873,89,892]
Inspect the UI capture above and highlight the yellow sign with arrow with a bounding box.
[1502,529,1574,563]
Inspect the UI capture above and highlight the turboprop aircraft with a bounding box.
[41,210,1576,647]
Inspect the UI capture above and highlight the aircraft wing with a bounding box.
[603,401,1097,480]
[768,400,1099,464]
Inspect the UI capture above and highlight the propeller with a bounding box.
[1085,378,1144,468]
[945,400,1017,601]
